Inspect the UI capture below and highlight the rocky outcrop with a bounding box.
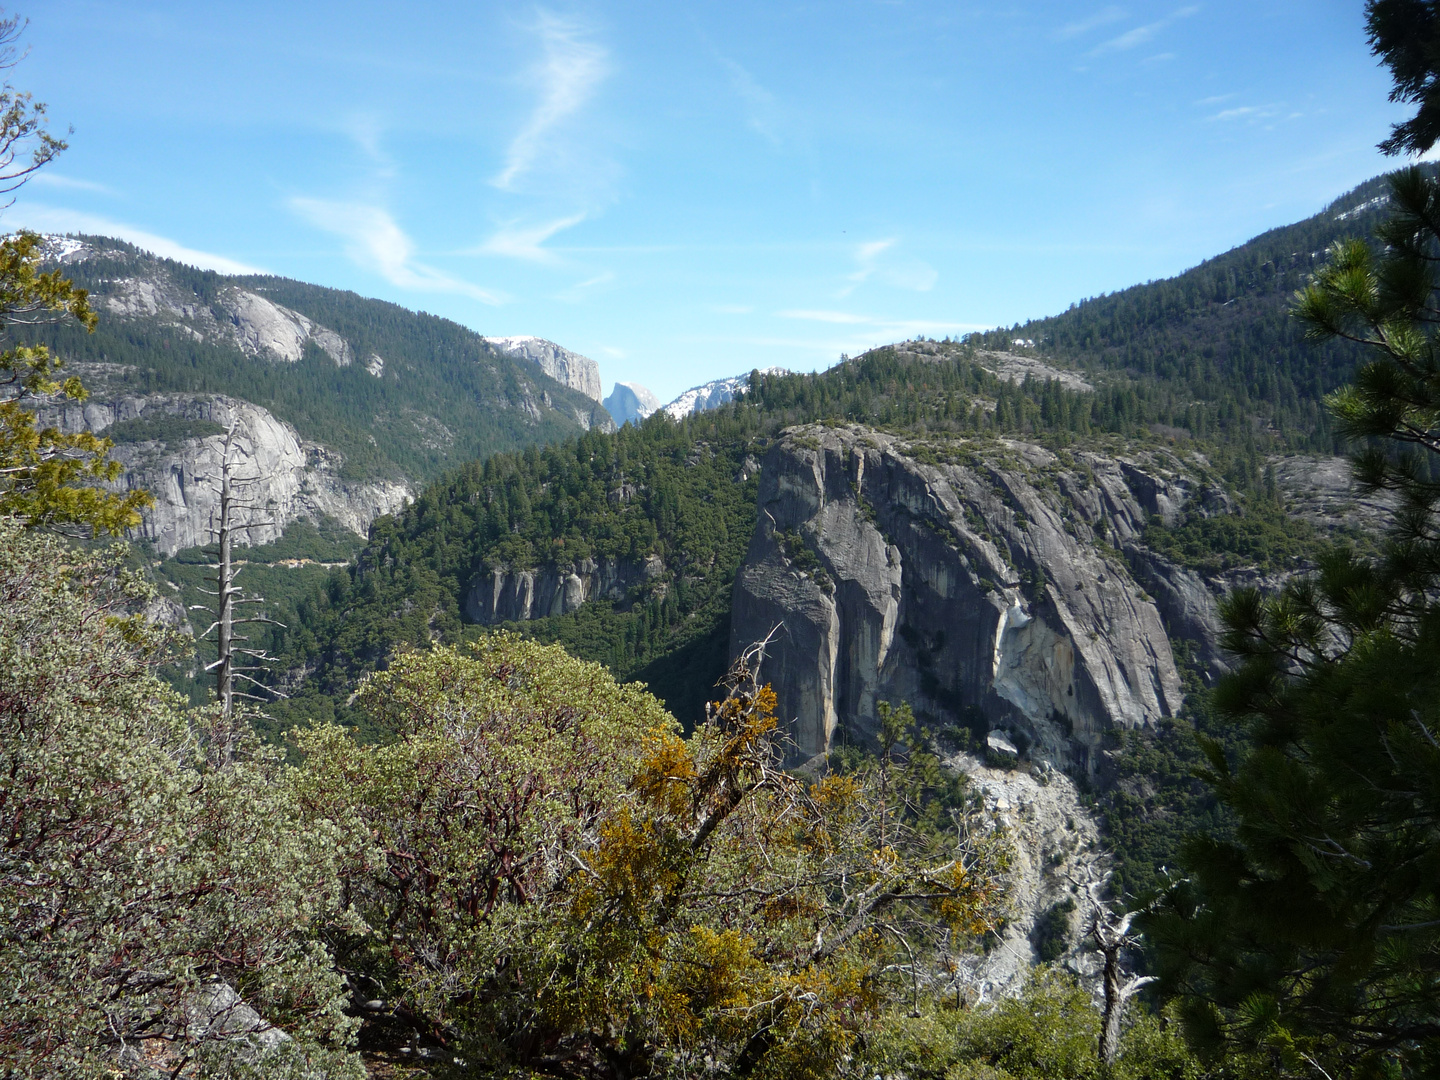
[1121,547,1230,679]
[946,753,1108,999]
[35,393,412,555]
[486,335,604,402]
[465,555,666,623]
[890,339,1093,393]
[604,382,661,425]
[1270,453,1398,537]
[99,273,354,367]
[730,426,1196,767]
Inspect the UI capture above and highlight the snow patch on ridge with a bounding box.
[662,368,789,419]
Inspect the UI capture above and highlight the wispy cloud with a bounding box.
[1055,6,1126,40]
[475,213,586,262]
[1196,93,1236,106]
[1206,103,1284,122]
[494,13,609,190]
[1091,5,1199,55]
[290,197,505,303]
[779,309,874,324]
[7,204,263,274]
[856,239,895,263]
[345,112,396,178]
[776,310,982,338]
[721,58,782,145]
[552,268,615,302]
[28,174,116,196]
[839,238,937,297]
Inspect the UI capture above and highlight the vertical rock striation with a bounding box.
[730,426,1193,768]
[35,393,412,555]
[465,555,667,624]
[485,336,605,403]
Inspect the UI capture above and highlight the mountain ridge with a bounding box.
[20,235,616,553]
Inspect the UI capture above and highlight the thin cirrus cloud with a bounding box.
[552,269,616,303]
[493,13,609,191]
[1055,6,1127,41]
[28,173,117,195]
[1090,5,1199,55]
[344,113,396,178]
[7,204,263,274]
[777,310,982,338]
[475,213,587,263]
[721,57,782,145]
[1207,103,1284,122]
[290,197,505,304]
[778,309,875,324]
[840,238,938,297]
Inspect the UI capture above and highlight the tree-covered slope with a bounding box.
[968,166,1440,449]
[263,338,1296,739]
[32,236,608,483]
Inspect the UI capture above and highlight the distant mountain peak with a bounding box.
[662,368,788,419]
[604,381,661,425]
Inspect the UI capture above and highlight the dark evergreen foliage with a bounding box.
[1367,0,1440,156]
[968,168,1440,451]
[1149,167,1440,1079]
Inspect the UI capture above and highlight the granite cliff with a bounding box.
[728,424,1240,768]
[36,391,411,556]
[603,381,661,425]
[484,335,606,405]
[24,235,610,554]
[465,554,667,624]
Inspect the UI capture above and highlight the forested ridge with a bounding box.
[12,0,1440,1069]
[31,237,603,481]
[970,167,1440,449]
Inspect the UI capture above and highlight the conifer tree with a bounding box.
[1148,16,1440,1076]
[1149,170,1440,1080]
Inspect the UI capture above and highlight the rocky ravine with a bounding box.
[729,424,1242,769]
[37,392,412,556]
[949,752,1109,1000]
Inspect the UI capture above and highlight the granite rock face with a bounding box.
[486,335,605,403]
[1270,453,1398,538]
[729,425,1206,768]
[36,392,412,555]
[465,555,666,624]
[945,751,1108,999]
[100,273,356,368]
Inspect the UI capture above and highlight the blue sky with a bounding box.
[9,1,1417,402]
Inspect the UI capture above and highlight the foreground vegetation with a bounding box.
[8,512,1178,1077]
[7,2,1440,1072]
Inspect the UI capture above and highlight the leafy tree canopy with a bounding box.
[293,640,1010,1077]
[0,516,362,1078]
